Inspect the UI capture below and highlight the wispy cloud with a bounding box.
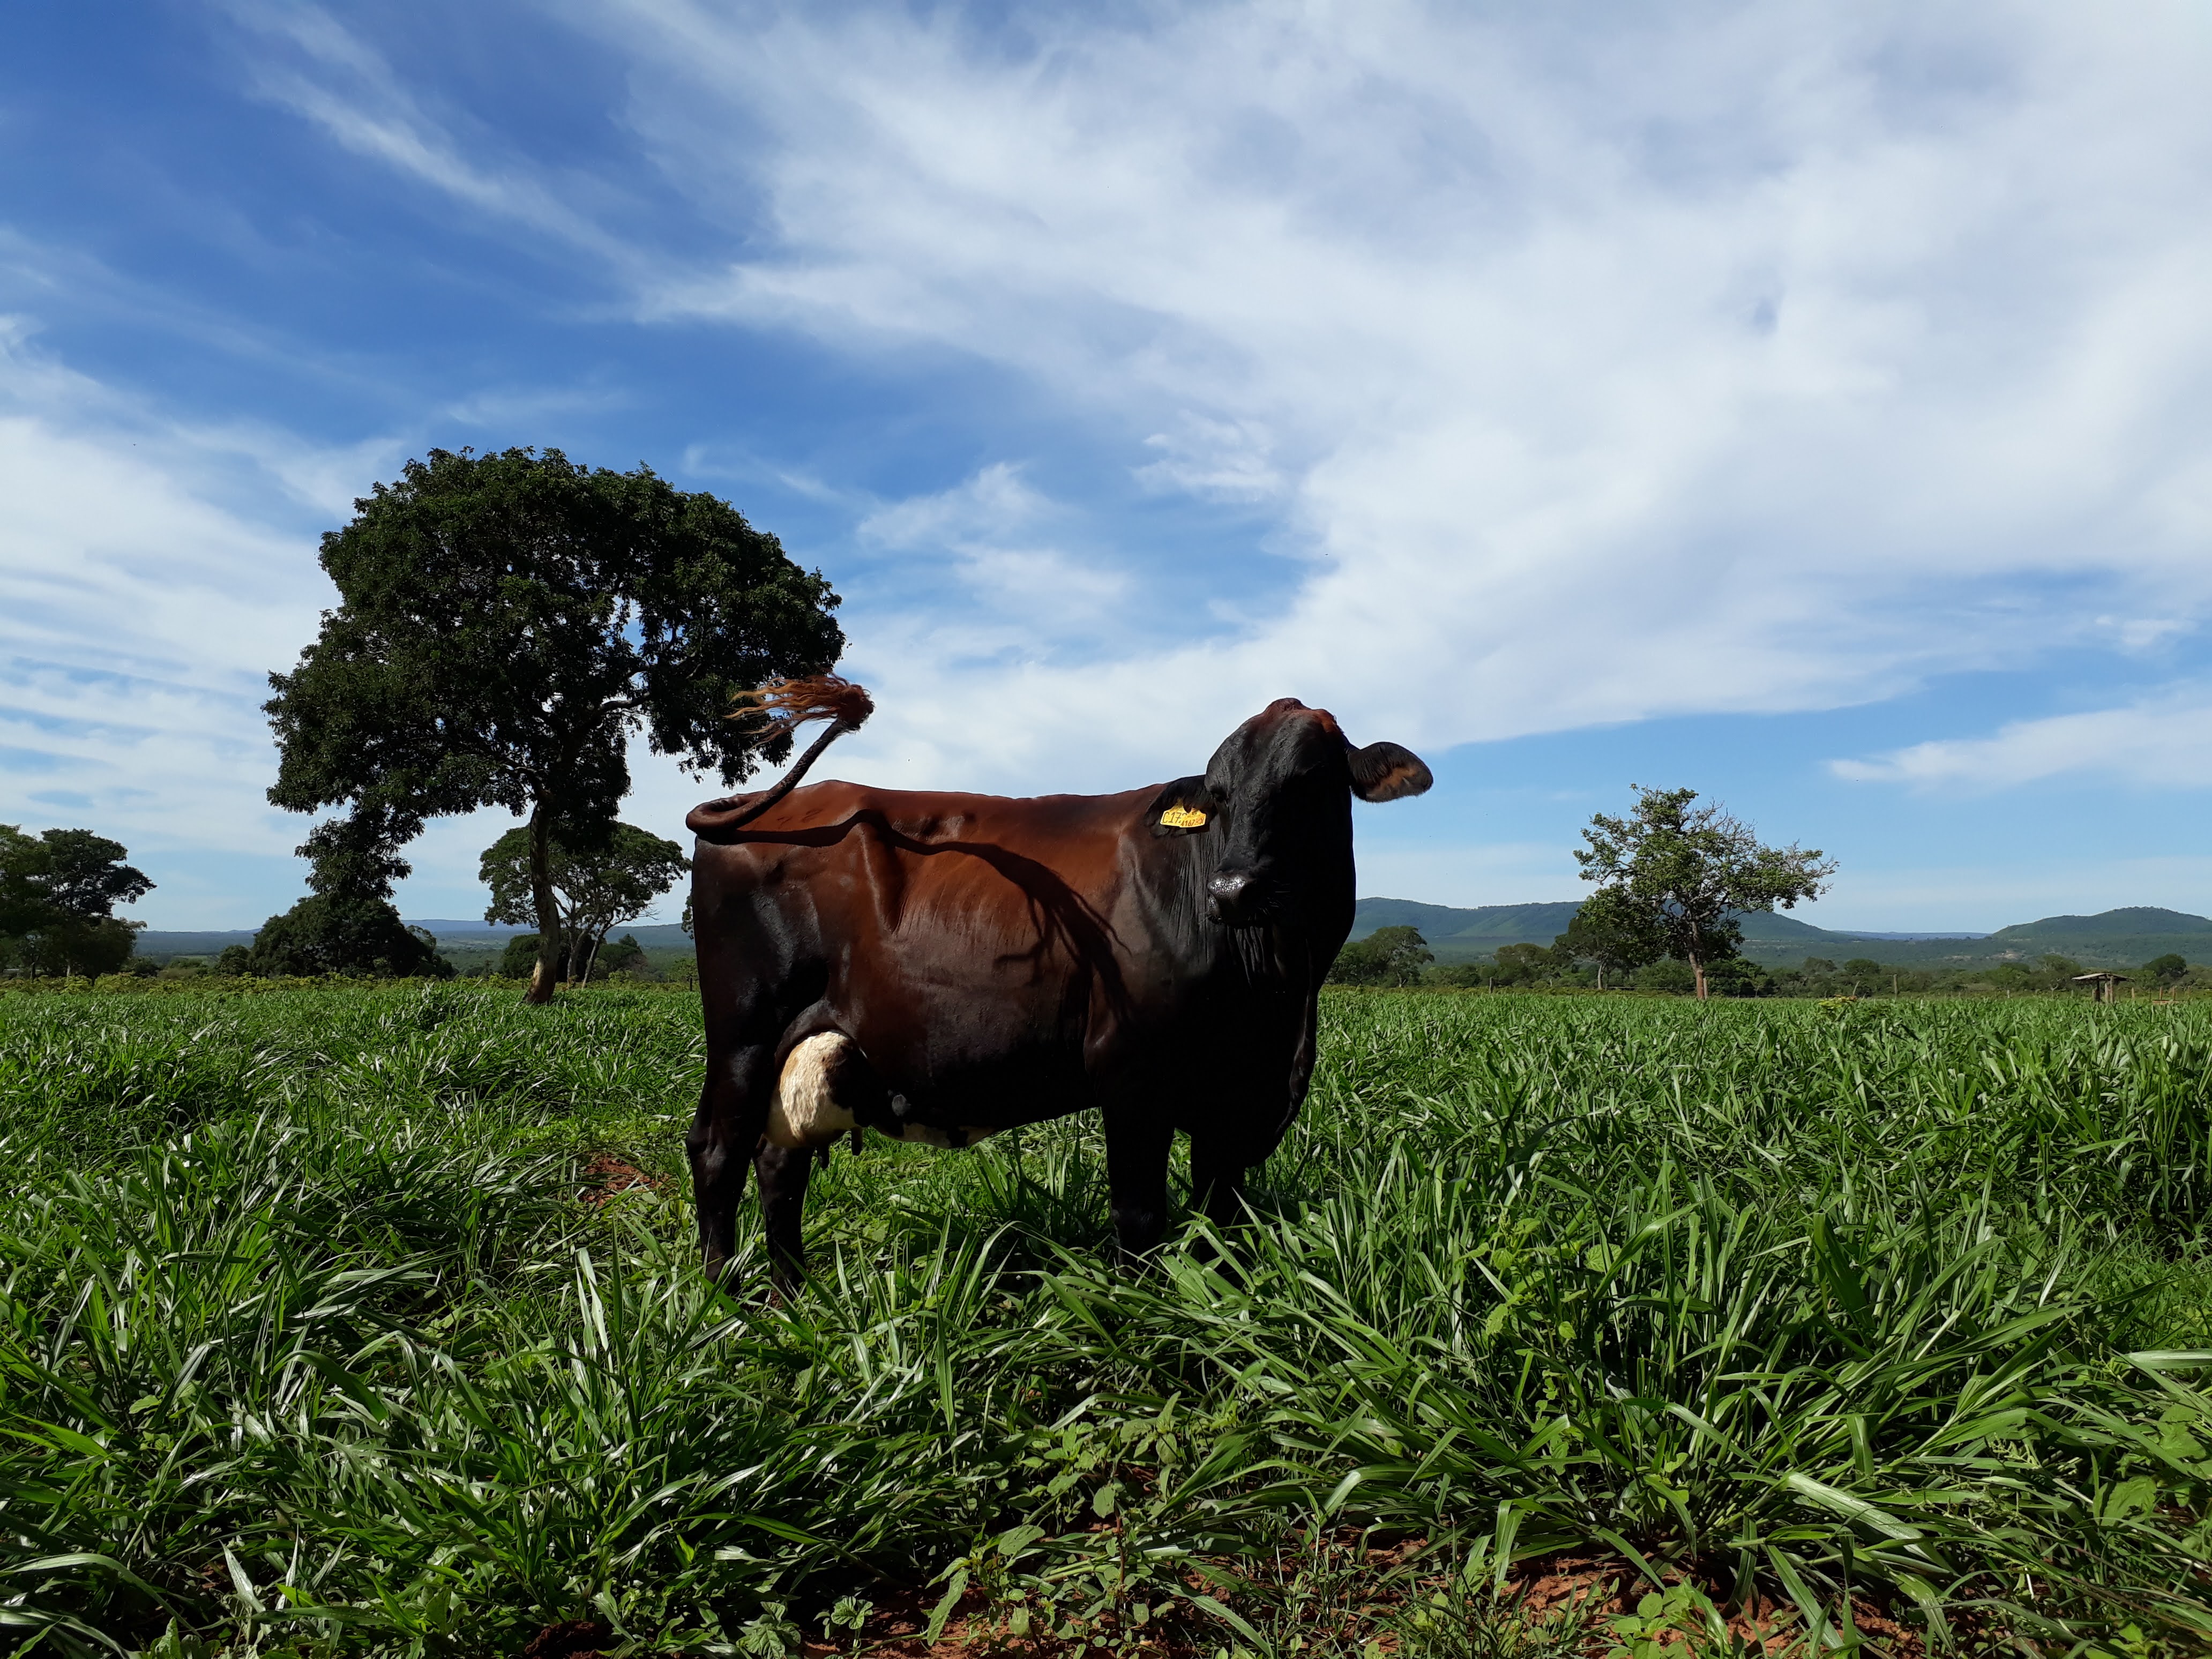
[218,0,634,264]
[0,318,375,914]
[1832,691,2212,792]
[1135,415,1283,503]
[538,1,2212,781]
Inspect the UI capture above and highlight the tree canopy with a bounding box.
[481,821,688,984]
[0,825,153,977]
[264,447,843,1000]
[1575,787,1834,1000]
[2142,952,2189,987]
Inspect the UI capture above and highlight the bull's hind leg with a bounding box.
[1102,1109,1175,1262]
[1187,1135,1249,1231]
[754,1140,815,1296]
[686,1041,776,1281]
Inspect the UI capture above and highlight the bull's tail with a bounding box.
[686,675,875,840]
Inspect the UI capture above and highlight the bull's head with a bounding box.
[1148,698,1431,926]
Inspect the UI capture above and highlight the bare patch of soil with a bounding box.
[517,1618,615,1659]
[578,1154,667,1206]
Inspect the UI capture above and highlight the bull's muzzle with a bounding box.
[1206,869,1260,925]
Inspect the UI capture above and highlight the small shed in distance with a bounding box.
[2071,972,2132,1005]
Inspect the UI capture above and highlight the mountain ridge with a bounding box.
[1350,899,2212,969]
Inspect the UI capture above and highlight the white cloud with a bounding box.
[1135,415,1283,503]
[1832,690,2212,791]
[853,465,1129,667]
[0,320,380,921]
[570,0,2212,782]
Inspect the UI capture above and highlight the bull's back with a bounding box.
[693,781,1165,1112]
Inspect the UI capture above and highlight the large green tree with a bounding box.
[1574,787,1834,1001]
[264,447,844,1001]
[480,820,687,985]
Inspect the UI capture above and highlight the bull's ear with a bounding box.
[1348,742,1432,802]
[1147,776,1217,836]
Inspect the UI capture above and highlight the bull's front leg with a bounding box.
[1101,1107,1174,1262]
[686,1041,774,1282]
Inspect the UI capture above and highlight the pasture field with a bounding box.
[4,985,2211,1657]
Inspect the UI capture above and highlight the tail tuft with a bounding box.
[727,675,875,744]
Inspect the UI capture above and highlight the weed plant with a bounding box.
[1,985,2209,1655]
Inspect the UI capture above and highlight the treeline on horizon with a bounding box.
[1331,922,2202,999]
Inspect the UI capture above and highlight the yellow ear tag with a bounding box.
[1159,805,1208,828]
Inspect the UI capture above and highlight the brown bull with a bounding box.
[684,683,1431,1287]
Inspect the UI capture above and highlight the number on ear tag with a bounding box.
[1159,805,1208,829]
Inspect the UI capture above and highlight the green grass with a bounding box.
[3,984,2211,1656]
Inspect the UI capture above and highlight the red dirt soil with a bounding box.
[513,1541,1943,1659]
[578,1154,667,1206]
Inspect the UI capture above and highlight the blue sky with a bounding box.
[6,1,2212,932]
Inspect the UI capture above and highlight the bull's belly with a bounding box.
[764,1033,1006,1153]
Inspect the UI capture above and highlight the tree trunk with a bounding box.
[525,806,561,1005]
[1691,953,1708,1001]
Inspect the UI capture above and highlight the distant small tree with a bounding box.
[1326,925,1433,987]
[1491,942,1557,985]
[1575,787,1835,1001]
[249,808,452,978]
[1555,895,1664,990]
[0,828,42,945]
[1841,957,1884,992]
[1635,959,1698,996]
[2142,952,2188,987]
[481,822,688,985]
[0,824,153,976]
[500,933,562,980]
[264,447,844,1004]
[596,933,651,980]
[1705,958,1772,998]
[251,901,450,978]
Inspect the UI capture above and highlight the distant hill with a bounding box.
[1348,899,2207,969]
[1987,907,2212,941]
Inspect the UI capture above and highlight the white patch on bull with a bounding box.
[765,1032,1000,1152]
[765,1033,857,1149]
